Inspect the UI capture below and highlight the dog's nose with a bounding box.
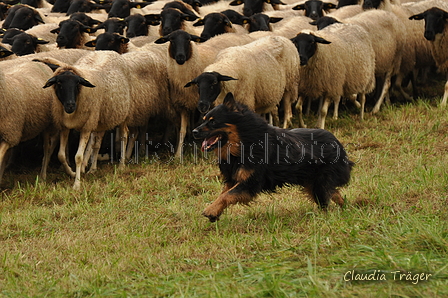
[192,129,199,138]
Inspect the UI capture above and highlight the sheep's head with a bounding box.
[185,71,237,114]
[43,70,95,114]
[290,32,331,66]
[409,7,448,41]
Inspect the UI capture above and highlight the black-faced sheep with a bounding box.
[185,35,300,129]
[290,24,375,129]
[51,19,96,49]
[39,51,131,190]
[410,6,448,107]
[0,60,57,185]
[154,29,256,157]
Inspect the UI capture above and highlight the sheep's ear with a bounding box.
[323,2,336,10]
[409,13,424,20]
[82,25,94,33]
[43,76,57,88]
[241,17,250,24]
[229,0,243,6]
[224,17,232,27]
[50,27,60,34]
[309,20,317,25]
[36,38,49,44]
[33,59,61,72]
[145,14,161,22]
[314,35,331,44]
[184,79,197,88]
[0,46,13,57]
[191,35,207,43]
[269,17,283,23]
[292,4,305,10]
[182,14,198,21]
[193,18,204,26]
[217,74,237,82]
[84,40,96,47]
[222,92,238,110]
[119,36,129,44]
[266,0,286,5]
[154,36,169,44]
[79,77,95,88]
[34,12,45,24]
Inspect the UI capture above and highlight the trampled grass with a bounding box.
[0,98,447,297]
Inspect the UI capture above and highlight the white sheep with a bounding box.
[409,5,448,107]
[291,24,376,129]
[315,9,406,117]
[0,59,58,185]
[154,29,257,157]
[185,35,300,129]
[38,51,131,190]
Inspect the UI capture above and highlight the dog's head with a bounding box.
[192,92,245,153]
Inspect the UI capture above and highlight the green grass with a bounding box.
[1,98,448,297]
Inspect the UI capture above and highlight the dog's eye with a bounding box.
[208,119,215,125]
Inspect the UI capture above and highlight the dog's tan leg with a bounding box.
[330,190,345,207]
[203,183,254,222]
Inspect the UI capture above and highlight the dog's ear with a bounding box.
[223,92,239,111]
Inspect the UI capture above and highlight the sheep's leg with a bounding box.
[333,97,340,120]
[87,131,106,174]
[40,130,59,181]
[73,130,91,191]
[118,124,129,169]
[295,96,307,128]
[305,96,312,116]
[175,110,189,158]
[317,97,332,129]
[441,76,448,108]
[359,93,366,121]
[394,73,413,102]
[81,133,95,173]
[58,128,75,178]
[0,142,11,185]
[372,72,392,114]
[349,94,361,108]
[126,126,139,161]
[282,91,293,129]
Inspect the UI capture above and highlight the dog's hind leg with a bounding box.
[203,183,254,222]
[330,190,345,207]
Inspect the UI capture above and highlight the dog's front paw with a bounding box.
[202,211,220,222]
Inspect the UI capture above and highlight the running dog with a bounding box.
[193,93,354,222]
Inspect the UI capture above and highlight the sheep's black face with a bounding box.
[185,72,238,114]
[43,71,96,114]
[160,8,184,36]
[291,33,330,66]
[11,33,36,56]
[108,0,131,18]
[8,7,39,30]
[198,13,230,40]
[362,0,381,10]
[91,32,128,53]
[420,8,448,41]
[56,20,82,48]
[239,0,264,17]
[125,15,147,37]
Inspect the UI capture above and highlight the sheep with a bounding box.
[185,35,300,129]
[9,32,50,56]
[312,9,406,118]
[39,51,131,190]
[107,0,155,18]
[362,0,435,103]
[66,0,108,16]
[292,0,337,20]
[2,5,45,30]
[156,7,200,36]
[124,14,160,37]
[409,6,448,107]
[51,19,96,49]
[244,13,283,32]
[192,12,248,39]
[229,0,286,17]
[0,45,14,60]
[154,29,257,157]
[118,50,174,159]
[290,24,376,129]
[0,59,58,185]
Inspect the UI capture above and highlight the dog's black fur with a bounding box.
[193,93,354,222]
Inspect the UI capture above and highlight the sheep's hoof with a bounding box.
[73,181,81,191]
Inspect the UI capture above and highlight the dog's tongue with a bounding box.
[201,135,220,152]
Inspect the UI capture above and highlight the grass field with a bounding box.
[1,94,447,297]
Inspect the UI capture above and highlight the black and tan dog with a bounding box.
[193,93,354,222]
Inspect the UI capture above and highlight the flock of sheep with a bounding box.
[0,0,447,190]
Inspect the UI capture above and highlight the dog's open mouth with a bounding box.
[202,134,222,152]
